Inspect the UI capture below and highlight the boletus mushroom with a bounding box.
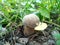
[22,14,47,36]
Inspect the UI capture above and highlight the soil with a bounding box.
[0,24,60,45]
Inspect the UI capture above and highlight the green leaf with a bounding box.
[6,22,11,27]
[0,5,2,10]
[0,24,2,30]
[28,8,36,11]
[0,0,2,2]
[53,33,60,40]
[39,7,50,18]
[56,40,60,45]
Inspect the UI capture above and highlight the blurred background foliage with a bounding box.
[0,0,60,28]
[0,0,60,45]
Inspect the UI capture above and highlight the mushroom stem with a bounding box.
[24,26,35,36]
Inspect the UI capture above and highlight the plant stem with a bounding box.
[44,20,60,28]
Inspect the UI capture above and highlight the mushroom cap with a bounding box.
[34,22,48,31]
[22,14,40,28]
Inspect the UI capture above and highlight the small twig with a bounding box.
[13,31,16,45]
[10,30,14,45]
[44,20,60,28]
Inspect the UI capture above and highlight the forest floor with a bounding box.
[0,23,60,45]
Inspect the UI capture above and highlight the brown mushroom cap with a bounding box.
[22,14,40,28]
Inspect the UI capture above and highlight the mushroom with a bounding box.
[22,14,47,36]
